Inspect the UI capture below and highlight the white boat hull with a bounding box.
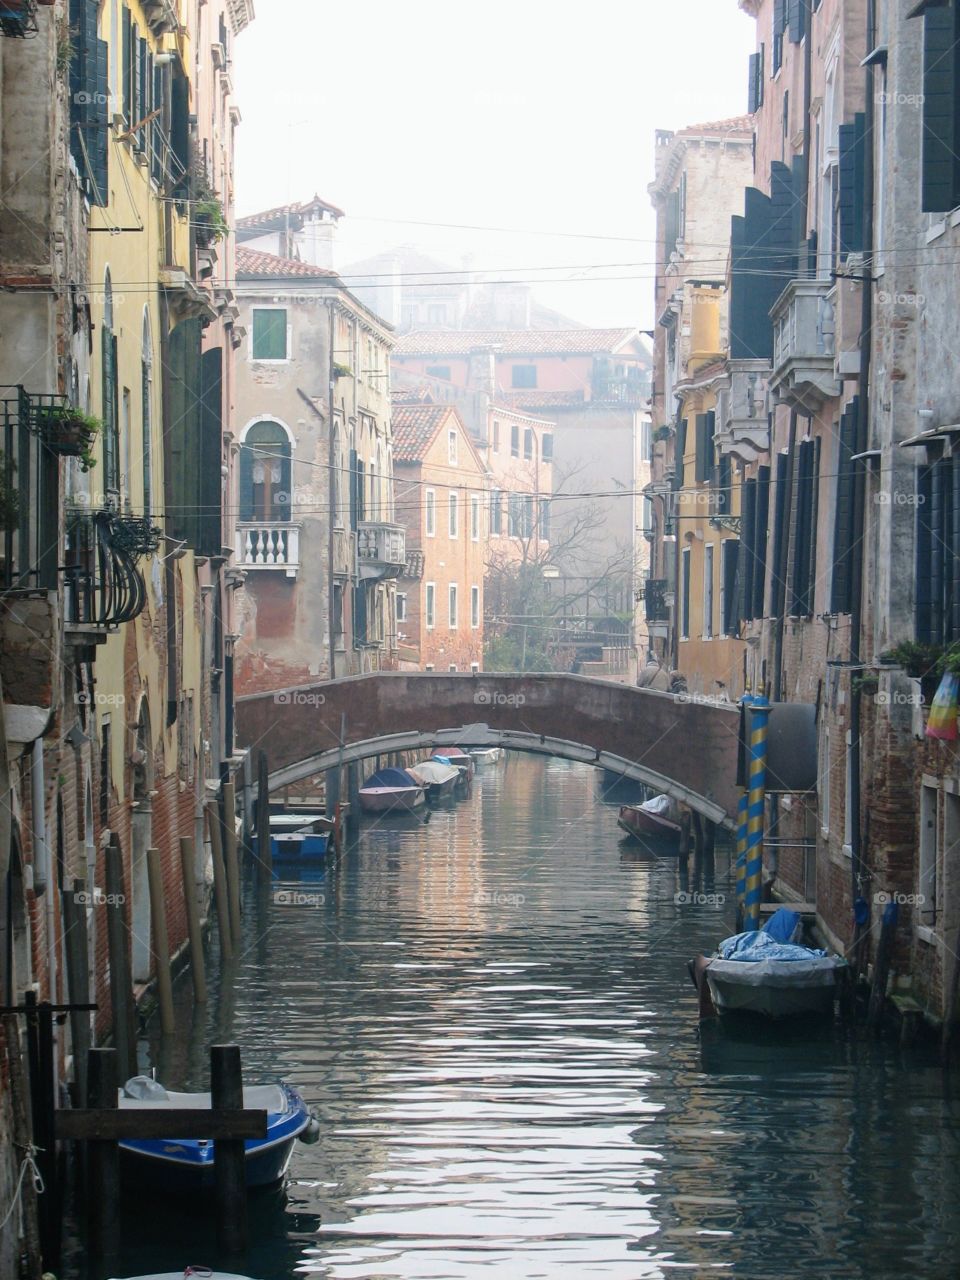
[359,786,425,813]
[705,956,841,1019]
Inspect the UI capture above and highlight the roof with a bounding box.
[394,327,647,357]
[236,247,339,280]
[503,390,587,410]
[236,195,345,233]
[675,115,755,137]
[392,404,457,463]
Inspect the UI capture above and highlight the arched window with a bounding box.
[239,420,292,522]
[141,310,154,516]
[102,269,120,493]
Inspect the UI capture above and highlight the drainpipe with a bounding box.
[32,741,59,1081]
[849,0,877,931]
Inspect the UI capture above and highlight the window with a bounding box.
[511,365,537,389]
[425,488,436,537]
[748,45,765,114]
[470,661,480,673]
[101,271,119,493]
[333,584,345,649]
[510,423,520,457]
[424,663,434,671]
[542,433,553,462]
[919,783,937,927]
[521,495,535,539]
[426,365,451,381]
[448,429,458,465]
[831,402,858,614]
[471,584,480,628]
[844,730,854,851]
[492,420,500,452]
[694,412,715,483]
[449,664,458,672]
[239,421,292,522]
[721,539,739,636]
[471,494,481,541]
[918,4,960,212]
[524,428,534,461]
[790,440,819,617]
[490,489,502,535]
[449,490,459,538]
[251,308,288,361]
[772,0,785,74]
[508,493,522,537]
[425,582,436,629]
[703,544,714,639]
[681,547,691,640]
[396,592,407,623]
[448,583,458,629]
[539,498,550,543]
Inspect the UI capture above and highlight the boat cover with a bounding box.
[409,760,460,785]
[707,954,842,988]
[362,767,421,789]
[718,929,827,962]
[762,906,803,944]
[119,1076,288,1113]
[641,793,679,821]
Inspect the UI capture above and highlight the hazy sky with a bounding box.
[234,2,756,329]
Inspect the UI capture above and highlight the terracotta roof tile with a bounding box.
[502,390,587,409]
[675,115,755,137]
[394,327,645,357]
[236,194,345,231]
[236,247,339,280]
[391,404,455,463]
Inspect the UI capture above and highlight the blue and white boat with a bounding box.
[118,1076,318,1193]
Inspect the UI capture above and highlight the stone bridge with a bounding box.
[235,673,740,825]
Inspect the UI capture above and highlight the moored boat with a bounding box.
[252,813,333,866]
[117,1076,318,1193]
[690,908,846,1020]
[468,746,502,766]
[408,759,460,802]
[359,766,426,812]
[617,793,681,847]
[431,748,475,781]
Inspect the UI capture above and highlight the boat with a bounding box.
[117,1075,319,1193]
[408,759,461,803]
[252,812,333,866]
[469,746,502,766]
[617,793,682,846]
[109,1272,258,1280]
[358,766,426,812]
[431,748,475,781]
[689,908,846,1020]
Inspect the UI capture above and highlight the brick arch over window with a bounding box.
[238,418,294,522]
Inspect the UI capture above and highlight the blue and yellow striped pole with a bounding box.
[734,684,753,920]
[743,683,770,932]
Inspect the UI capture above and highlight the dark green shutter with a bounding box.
[167,318,203,546]
[239,447,254,521]
[753,464,770,619]
[348,448,358,530]
[740,479,757,622]
[90,38,109,204]
[770,452,790,617]
[722,539,740,635]
[681,550,691,638]
[199,348,223,557]
[716,451,731,513]
[252,309,287,360]
[132,25,142,148]
[791,440,818,617]
[830,404,858,613]
[101,326,117,490]
[787,0,805,42]
[171,70,190,195]
[675,417,688,487]
[663,190,680,257]
[122,6,131,124]
[748,52,760,113]
[694,411,715,483]
[838,115,866,257]
[922,6,958,212]
[353,584,368,647]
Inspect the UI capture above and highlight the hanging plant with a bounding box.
[878,640,943,680]
[34,404,101,471]
[332,362,353,379]
[109,515,163,558]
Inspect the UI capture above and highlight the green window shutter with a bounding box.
[252,309,288,360]
[722,539,740,636]
[663,190,680,258]
[199,347,223,557]
[791,439,819,617]
[89,38,110,205]
[838,116,866,257]
[675,417,688,487]
[348,448,358,530]
[770,451,790,618]
[916,463,934,643]
[752,464,770,619]
[748,52,760,114]
[716,451,732,514]
[922,6,959,212]
[353,584,368,647]
[830,404,858,614]
[101,327,117,490]
[694,412,715,483]
[166,318,203,546]
[131,26,142,149]
[739,479,757,622]
[171,70,190,195]
[787,0,805,42]
[239,447,254,521]
[122,6,131,125]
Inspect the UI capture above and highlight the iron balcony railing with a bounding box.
[644,578,670,623]
[0,0,39,39]
[1,388,62,593]
[63,509,149,628]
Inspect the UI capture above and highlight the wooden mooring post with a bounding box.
[256,749,272,889]
[146,848,176,1035]
[222,779,243,945]
[211,1043,248,1255]
[105,834,138,1080]
[179,836,208,1002]
[207,800,234,961]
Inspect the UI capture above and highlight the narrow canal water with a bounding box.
[75,756,959,1279]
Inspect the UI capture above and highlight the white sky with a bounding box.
[234,1,756,330]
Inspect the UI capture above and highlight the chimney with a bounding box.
[301,207,339,270]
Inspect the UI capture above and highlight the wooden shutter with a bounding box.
[791,440,817,616]
[199,348,223,557]
[716,451,731,514]
[675,418,688,486]
[171,70,190,195]
[922,6,958,212]
[681,549,691,638]
[951,454,960,641]
[752,464,770,619]
[787,0,805,42]
[348,448,358,530]
[748,52,760,114]
[722,539,740,636]
[770,451,790,618]
[122,5,132,125]
[239,446,254,523]
[838,115,866,257]
[353,584,368,647]
[101,326,116,491]
[695,414,711,482]
[739,479,757,622]
[131,26,142,149]
[663,190,680,258]
[830,405,858,614]
[90,37,110,205]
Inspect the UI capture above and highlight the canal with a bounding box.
[70,755,959,1278]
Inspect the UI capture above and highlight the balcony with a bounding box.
[141,0,178,35]
[591,374,648,405]
[0,1,38,38]
[236,523,301,577]
[770,278,842,411]
[63,510,150,644]
[332,526,355,579]
[357,520,406,580]
[643,578,670,623]
[1,590,60,747]
[716,359,771,461]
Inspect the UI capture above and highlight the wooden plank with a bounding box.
[758,901,817,915]
[55,1107,267,1141]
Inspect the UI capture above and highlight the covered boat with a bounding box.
[617,793,681,847]
[117,1076,318,1193]
[691,909,846,1019]
[431,748,475,781]
[469,746,502,766]
[408,759,460,802]
[358,766,426,812]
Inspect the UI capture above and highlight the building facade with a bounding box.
[392,403,486,672]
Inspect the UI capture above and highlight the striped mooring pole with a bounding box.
[734,685,753,921]
[743,684,770,932]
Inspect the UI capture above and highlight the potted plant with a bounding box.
[852,672,880,697]
[653,424,673,443]
[190,163,229,249]
[34,404,101,469]
[332,362,352,379]
[879,640,945,704]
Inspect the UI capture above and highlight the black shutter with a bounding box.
[838,115,866,257]
[171,71,190,195]
[723,539,740,636]
[787,0,805,42]
[740,479,757,622]
[922,6,958,212]
[199,348,223,557]
[916,463,934,643]
[122,5,131,124]
[348,448,358,529]
[770,451,790,618]
[830,404,858,614]
[89,38,109,205]
[675,418,688,486]
[748,52,760,114]
[791,440,816,616]
[716,451,732,514]
[752,464,770,619]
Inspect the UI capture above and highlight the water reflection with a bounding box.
[65,756,960,1279]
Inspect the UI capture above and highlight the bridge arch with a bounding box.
[235,673,740,826]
